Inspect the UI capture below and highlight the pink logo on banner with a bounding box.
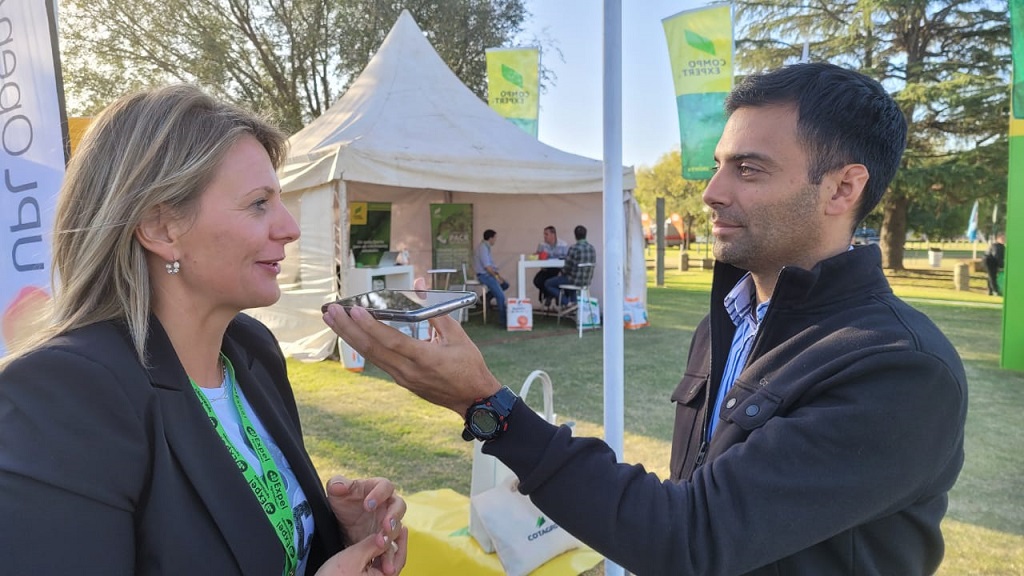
[2,285,52,351]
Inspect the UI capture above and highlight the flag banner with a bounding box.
[486,47,540,137]
[1,0,68,356]
[663,3,737,179]
[966,200,979,241]
[663,4,733,180]
[1012,0,1024,119]
[1005,0,1024,371]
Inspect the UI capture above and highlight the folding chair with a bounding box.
[556,262,596,337]
[453,262,488,323]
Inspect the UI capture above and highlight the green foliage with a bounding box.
[633,149,709,227]
[733,0,1011,267]
[59,0,531,133]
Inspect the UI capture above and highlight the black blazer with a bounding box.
[0,314,344,574]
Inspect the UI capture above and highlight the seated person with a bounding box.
[473,229,510,323]
[532,225,569,300]
[543,225,596,306]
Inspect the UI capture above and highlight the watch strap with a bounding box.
[462,386,518,441]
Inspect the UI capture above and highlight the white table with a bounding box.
[516,257,564,301]
[344,265,414,296]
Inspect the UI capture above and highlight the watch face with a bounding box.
[471,408,499,435]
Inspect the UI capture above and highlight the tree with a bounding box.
[59,0,531,133]
[733,0,1010,269]
[633,149,709,237]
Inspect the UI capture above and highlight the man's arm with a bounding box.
[322,309,965,575]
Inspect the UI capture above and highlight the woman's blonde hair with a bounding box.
[2,85,287,368]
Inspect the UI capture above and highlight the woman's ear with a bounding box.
[825,164,869,217]
[134,205,178,261]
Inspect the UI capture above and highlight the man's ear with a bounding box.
[825,164,869,217]
[134,205,178,261]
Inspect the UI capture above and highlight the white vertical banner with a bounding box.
[0,0,67,356]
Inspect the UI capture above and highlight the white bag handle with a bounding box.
[518,370,555,424]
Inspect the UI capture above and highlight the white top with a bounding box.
[201,380,316,576]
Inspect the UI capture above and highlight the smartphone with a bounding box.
[321,289,477,322]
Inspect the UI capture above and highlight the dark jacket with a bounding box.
[0,314,344,574]
[487,245,967,575]
[986,241,1005,270]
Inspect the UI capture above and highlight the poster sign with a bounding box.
[1,0,68,356]
[349,202,392,266]
[430,204,473,271]
[662,4,733,180]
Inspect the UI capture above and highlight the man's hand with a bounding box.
[322,304,502,415]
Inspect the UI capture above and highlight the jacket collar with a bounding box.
[142,316,338,572]
[711,244,891,313]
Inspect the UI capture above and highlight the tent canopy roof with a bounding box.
[280,10,634,195]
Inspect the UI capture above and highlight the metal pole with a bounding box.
[656,198,665,286]
[602,1,625,575]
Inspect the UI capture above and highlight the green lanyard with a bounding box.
[190,355,298,576]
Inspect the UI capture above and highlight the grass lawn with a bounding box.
[288,251,1022,574]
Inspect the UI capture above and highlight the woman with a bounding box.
[0,85,407,575]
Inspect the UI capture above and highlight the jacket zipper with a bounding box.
[695,270,783,470]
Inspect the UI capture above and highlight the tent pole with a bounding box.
[603,1,626,575]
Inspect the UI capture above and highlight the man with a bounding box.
[532,225,569,302]
[473,229,509,324]
[984,231,1006,296]
[325,63,967,574]
[543,225,596,306]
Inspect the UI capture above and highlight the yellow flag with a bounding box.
[486,47,540,137]
[663,5,734,180]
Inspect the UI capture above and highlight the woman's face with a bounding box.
[171,135,299,316]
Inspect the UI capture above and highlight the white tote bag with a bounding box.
[468,371,557,547]
[467,370,580,574]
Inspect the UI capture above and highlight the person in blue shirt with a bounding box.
[531,225,569,302]
[472,229,509,324]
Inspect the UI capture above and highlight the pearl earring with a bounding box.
[165,260,181,275]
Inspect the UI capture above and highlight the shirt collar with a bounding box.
[723,272,769,329]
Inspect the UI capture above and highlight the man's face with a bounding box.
[703,104,828,276]
[543,229,556,244]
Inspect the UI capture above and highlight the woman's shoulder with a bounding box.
[6,320,135,370]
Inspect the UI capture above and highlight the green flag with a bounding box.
[1004,0,1023,370]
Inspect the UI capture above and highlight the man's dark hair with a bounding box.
[574,225,587,240]
[725,62,907,226]
[544,225,557,235]
[483,229,496,241]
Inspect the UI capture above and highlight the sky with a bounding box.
[522,0,708,169]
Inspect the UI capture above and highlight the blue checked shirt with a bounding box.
[708,273,770,440]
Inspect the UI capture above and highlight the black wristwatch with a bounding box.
[462,386,518,442]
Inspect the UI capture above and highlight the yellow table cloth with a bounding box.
[402,489,603,575]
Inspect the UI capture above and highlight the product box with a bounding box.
[506,298,533,331]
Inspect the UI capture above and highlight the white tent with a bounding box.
[249,10,645,360]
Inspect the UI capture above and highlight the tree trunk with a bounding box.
[880,194,909,271]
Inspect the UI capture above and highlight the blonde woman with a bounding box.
[0,85,407,575]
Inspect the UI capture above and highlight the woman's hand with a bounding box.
[326,476,406,574]
[313,527,408,576]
